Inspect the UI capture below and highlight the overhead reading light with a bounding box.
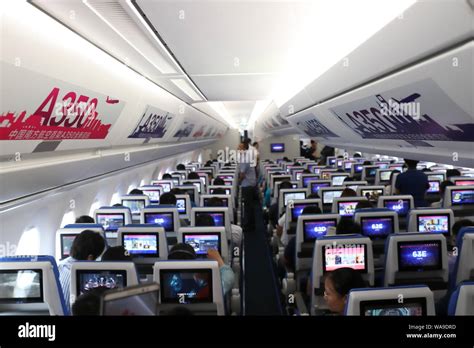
[82,0,177,74]
[170,78,203,101]
[270,0,416,108]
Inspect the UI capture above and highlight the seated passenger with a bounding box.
[162,173,172,180]
[395,159,429,207]
[446,169,461,179]
[101,246,132,262]
[355,200,373,210]
[213,177,225,186]
[188,172,200,180]
[324,267,366,315]
[72,287,109,316]
[195,213,216,227]
[59,230,106,308]
[431,180,454,208]
[159,192,177,206]
[168,243,235,295]
[448,219,474,273]
[128,188,144,195]
[176,164,186,171]
[341,188,357,197]
[204,197,243,247]
[75,215,95,223]
[335,219,362,235]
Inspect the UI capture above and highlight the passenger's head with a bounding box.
[159,192,177,205]
[212,188,226,195]
[188,172,200,180]
[324,268,366,314]
[335,219,362,235]
[70,230,105,261]
[446,169,461,179]
[213,178,225,186]
[75,215,95,224]
[170,188,184,195]
[168,243,196,260]
[101,246,132,261]
[307,192,320,199]
[176,164,186,171]
[404,159,419,169]
[206,197,224,207]
[162,173,172,180]
[355,200,373,210]
[353,153,362,158]
[72,287,109,316]
[452,219,474,245]
[128,188,144,195]
[195,213,215,227]
[341,188,357,197]
[440,180,454,196]
[302,205,321,215]
[252,142,259,149]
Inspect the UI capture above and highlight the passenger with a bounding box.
[101,246,132,262]
[323,268,366,315]
[394,159,429,207]
[335,219,362,235]
[162,173,172,180]
[205,196,243,247]
[176,164,186,171]
[128,188,144,195]
[168,243,235,295]
[353,153,362,158]
[72,287,109,316]
[159,192,177,206]
[239,141,257,232]
[58,230,106,308]
[195,213,215,227]
[448,219,474,273]
[341,188,357,197]
[213,177,225,186]
[268,181,293,227]
[211,188,227,195]
[75,215,95,223]
[188,172,200,180]
[355,200,373,210]
[431,180,454,208]
[446,169,461,179]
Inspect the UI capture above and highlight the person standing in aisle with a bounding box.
[239,141,257,232]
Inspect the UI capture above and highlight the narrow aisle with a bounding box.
[243,204,283,315]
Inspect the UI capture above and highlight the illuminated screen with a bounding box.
[322,190,343,205]
[142,190,160,203]
[451,189,474,205]
[303,176,318,187]
[284,192,306,206]
[332,176,347,186]
[397,241,442,271]
[122,233,158,257]
[361,189,383,201]
[176,199,186,214]
[344,162,353,170]
[160,269,213,303]
[271,143,285,153]
[303,220,336,242]
[323,244,367,272]
[77,270,126,296]
[361,299,425,316]
[383,199,410,216]
[210,188,231,195]
[427,181,440,193]
[311,182,330,194]
[428,174,444,182]
[159,183,171,193]
[183,233,221,256]
[96,213,125,231]
[380,171,392,182]
[328,158,336,165]
[361,217,393,238]
[321,172,332,180]
[365,168,377,177]
[122,200,145,215]
[203,197,229,207]
[354,164,363,173]
[417,215,449,235]
[291,203,319,222]
[195,212,225,227]
[338,201,359,217]
[0,270,43,303]
[144,213,174,232]
[61,234,76,259]
[455,180,474,186]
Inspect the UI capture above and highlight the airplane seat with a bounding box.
[117,225,168,282]
[447,281,474,315]
[140,207,180,246]
[93,207,133,246]
[383,233,449,301]
[153,260,228,315]
[310,235,374,315]
[56,225,107,262]
[450,227,474,290]
[0,255,69,315]
[190,207,232,244]
[69,261,139,308]
[443,185,474,220]
[406,208,454,239]
[345,285,436,316]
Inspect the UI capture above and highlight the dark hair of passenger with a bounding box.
[206,197,224,207]
[170,188,184,195]
[363,161,372,165]
[128,188,144,195]
[159,192,177,205]
[113,203,123,207]
[353,153,362,158]
[341,188,357,197]
[168,243,196,260]
[75,215,95,224]
[70,230,105,260]
[176,164,186,171]
[324,268,366,298]
[343,177,354,182]
[302,205,322,215]
[336,168,345,173]
[101,246,132,261]
[302,169,311,174]
[72,287,109,316]
[188,172,200,180]
[307,192,320,199]
[205,160,213,166]
[452,219,473,238]
[212,188,227,195]
[195,213,215,227]
[355,200,373,210]
[283,157,290,161]
[422,168,431,172]
[440,180,454,196]
[279,180,293,190]
[213,177,225,186]
[404,159,419,168]
[336,218,362,235]
[162,173,172,179]
[446,169,461,178]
